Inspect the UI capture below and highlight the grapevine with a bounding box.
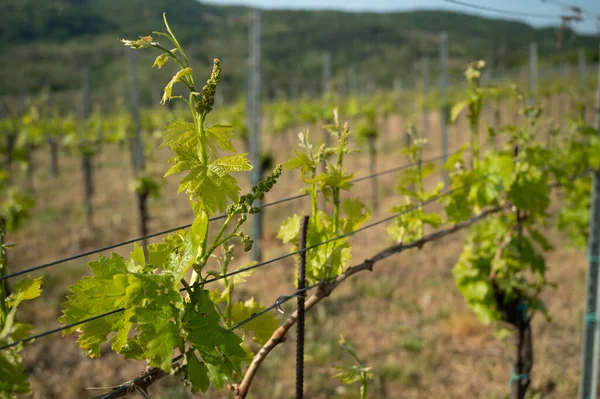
[387,125,443,243]
[333,335,374,399]
[0,17,595,397]
[59,14,283,394]
[278,108,370,284]
[0,147,40,398]
[448,63,569,399]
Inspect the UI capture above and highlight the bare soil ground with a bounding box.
[6,93,596,398]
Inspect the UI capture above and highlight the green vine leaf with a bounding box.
[206,124,236,155]
[161,120,196,148]
[183,289,246,386]
[279,111,369,284]
[0,351,30,398]
[0,276,43,398]
[6,277,43,309]
[170,154,251,214]
[283,151,316,173]
[339,198,371,233]
[279,211,353,282]
[230,298,280,345]
[185,350,210,393]
[450,100,469,123]
[388,126,444,243]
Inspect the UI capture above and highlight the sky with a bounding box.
[201,0,600,33]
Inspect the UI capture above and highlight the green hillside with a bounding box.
[1,0,597,107]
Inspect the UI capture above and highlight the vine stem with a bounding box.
[201,215,237,265]
[198,113,208,166]
[180,279,193,298]
[150,43,188,80]
[360,373,367,399]
[310,177,318,221]
[222,251,233,328]
[191,94,209,276]
[0,218,17,339]
[417,148,425,239]
[332,122,346,234]
[368,135,378,214]
[333,189,340,234]
[511,143,532,399]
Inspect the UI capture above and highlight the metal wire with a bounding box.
[228,278,326,332]
[0,174,480,353]
[442,0,562,19]
[13,160,581,354]
[539,0,599,19]
[0,273,327,353]
[5,162,579,354]
[0,308,125,350]
[0,150,457,282]
[198,175,481,287]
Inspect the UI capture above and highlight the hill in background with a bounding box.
[1,0,597,108]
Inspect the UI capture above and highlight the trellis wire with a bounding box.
[442,0,571,19]
[0,175,484,352]
[0,150,458,282]
[93,167,592,399]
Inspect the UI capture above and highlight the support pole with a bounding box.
[322,51,332,152]
[368,136,378,214]
[296,216,309,399]
[248,10,262,262]
[393,77,403,151]
[322,51,332,96]
[439,32,449,187]
[393,78,403,93]
[45,94,60,178]
[421,56,430,141]
[528,43,538,106]
[81,65,94,227]
[127,49,149,251]
[579,48,588,122]
[348,66,357,96]
[579,41,600,399]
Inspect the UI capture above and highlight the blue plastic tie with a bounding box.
[588,255,600,263]
[509,367,529,387]
[516,302,529,322]
[585,312,599,324]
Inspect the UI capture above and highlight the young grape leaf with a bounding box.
[161,120,196,148]
[450,100,469,123]
[0,350,30,397]
[205,124,236,156]
[284,151,316,173]
[172,155,251,214]
[152,48,178,69]
[230,298,280,345]
[6,277,42,309]
[0,275,43,398]
[162,67,193,104]
[340,198,370,233]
